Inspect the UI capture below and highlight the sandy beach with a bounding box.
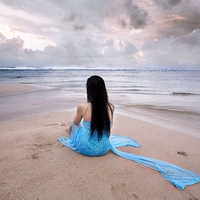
[0,84,36,95]
[0,84,200,200]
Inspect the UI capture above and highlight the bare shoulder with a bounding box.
[109,103,115,113]
[77,102,88,112]
[73,103,88,125]
[78,102,87,108]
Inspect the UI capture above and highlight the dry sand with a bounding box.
[0,84,200,200]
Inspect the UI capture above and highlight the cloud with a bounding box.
[123,42,137,55]
[0,31,138,67]
[0,32,6,43]
[185,29,200,46]
[153,0,182,9]
[0,36,25,66]
[141,29,200,68]
[153,0,200,23]
[0,36,24,53]
[122,0,149,29]
[73,23,86,31]
[119,19,127,28]
[64,12,78,22]
[147,0,200,41]
[0,0,200,69]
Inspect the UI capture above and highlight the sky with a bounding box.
[0,0,200,69]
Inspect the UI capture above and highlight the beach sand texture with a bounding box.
[0,84,36,95]
[0,84,200,200]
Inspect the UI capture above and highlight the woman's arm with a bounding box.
[109,103,115,120]
[73,103,85,125]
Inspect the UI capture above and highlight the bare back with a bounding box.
[73,102,114,126]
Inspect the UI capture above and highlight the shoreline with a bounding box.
[0,83,199,138]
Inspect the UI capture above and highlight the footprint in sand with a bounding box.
[20,141,55,160]
[111,183,138,200]
[30,142,55,159]
[177,151,187,156]
[31,153,40,159]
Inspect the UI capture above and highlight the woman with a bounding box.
[61,75,114,156]
[58,75,200,190]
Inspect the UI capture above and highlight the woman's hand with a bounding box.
[66,121,72,135]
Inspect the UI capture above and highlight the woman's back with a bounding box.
[72,102,113,156]
[82,102,114,122]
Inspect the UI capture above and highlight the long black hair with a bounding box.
[86,75,112,140]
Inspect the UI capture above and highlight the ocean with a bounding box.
[0,67,200,135]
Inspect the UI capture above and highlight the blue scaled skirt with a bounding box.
[58,121,200,190]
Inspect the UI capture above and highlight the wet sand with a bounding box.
[0,83,36,95]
